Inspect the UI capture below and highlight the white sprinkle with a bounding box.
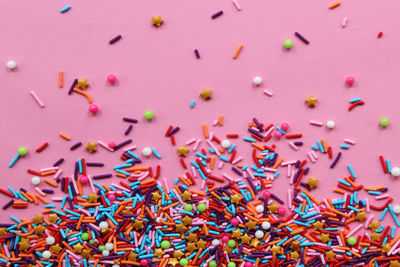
[30,90,45,108]
[342,17,348,28]
[232,0,242,10]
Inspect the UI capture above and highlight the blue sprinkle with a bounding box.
[60,5,71,13]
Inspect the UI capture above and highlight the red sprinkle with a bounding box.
[35,142,49,153]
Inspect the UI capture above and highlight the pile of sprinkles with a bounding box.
[2,115,400,267]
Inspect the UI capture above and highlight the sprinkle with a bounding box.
[233,44,244,59]
[58,70,63,88]
[190,100,195,108]
[347,164,357,178]
[109,34,122,44]
[73,87,93,103]
[60,5,71,13]
[232,0,242,10]
[342,17,348,27]
[329,2,341,9]
[263,90,273,96]
[348,101,365,111]
[194,49,200,59]
[59,132,71,141]
[30,90,45,108]
[211,10,223,19]
[350,98,362,103]
[68,78,78,95]
[309,120,323,127]
[294,32,310,45]
[123,117,138,123]
[35,142,49,153]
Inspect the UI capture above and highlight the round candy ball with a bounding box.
[221,235,230,242]
[161,240,171,249]
[347,236,357,246]
[227,262,236,267]
[227,239,236,248]
[46,236,56,245]
[89,240,96,245]
[18,147,28,156]
[140,259,149,266]
[263,190,271,199]
[274,131,283,138]
[81,233,90,240]
[6,60,17,70]
[261,221,271,230]
[277,207,286,216]
[253,76,262,86]
[98,245,105,251]
[32,176,41,185]
[283,39,293,49]
[209,260,218,267]
[221,140,231,149]
[108,141,116,149]
[326,120,335,129]
[112,265,120,267]
[256,205,264,213]
[102,250,110,257]
[255,230,264,239]
[244,262,253,267]
[380,118,389,127]
[89,104,99,114]
[108,193,116,201]
[42,250,52,259]
[281,123,289,131]
[184,204,193,212]
[197,203,207,212]
[179,258,189,266]
[142,147,152,157]
[346,76,355,86]
[107,74,117,84]
[79,176,89,184]
[99,221,109,229]
[393,205,400,214]
[211,239,220,246]
[230,218,239,226]
[392,167,400,177]
[144,110,154,120]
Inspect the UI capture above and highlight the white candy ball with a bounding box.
[253,76,262,86]
[102,250,110,256]
[142,147,152,157]
[326,121,335,129]
[391,167,400,177]
[46,236,55,245]
[99,221,109,229]
[255,230,264,239]
[32,176,41,185]
[261,221,271,230]
[105,243,114,251]
[393,205,400,214]
[221,140,231,149]
[112,265,120,267]
[156,217,161,223]
[256,205,264,213]
[6,60,16,70]
[42,250,52,259]
[212,239,220,246]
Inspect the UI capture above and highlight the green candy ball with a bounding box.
[347,236,357,246]
[227,262,236,267]
[89,240,95,245]
[179,258,189,266]
[144,110,154,120]
[380,118,389,127]
[197,203,207,212]
[98,245,105,251]
[209,260,218,267]
[227,239,236,248]
[283,39,293,49]
[18,147,28,156]
[81,233,90,240]
[161,240,171,249]
[184,204,193,212]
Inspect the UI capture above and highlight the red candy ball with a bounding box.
[107,74,117,84]
[277,206,286,215]
[89,104,99,114]
[346,76,355,86]
[108,193,116,201]
[244,262,253,267]
[274,131,282,138]
[140,259,149,266]
[263,190,271,198]
[79,176,89,184]
[281,122,289,131]
[221,235,229,242]
[108,141,116,148]
[230,218,239,226]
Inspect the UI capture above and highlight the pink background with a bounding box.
[1,0,400,223]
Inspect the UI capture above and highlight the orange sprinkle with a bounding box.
[202,124,209,139]
[44,178,58,187]
[272,158,284,169]
[329,1,340,9]
[58,70,63,88]
[218,115,223,126]
[41,170,57,176]
[59,132,71,141]
[251,142,264,151]
[233,44,244,59]
[35,193,48,204]
[73,87,93,104]
[321,139,328,153]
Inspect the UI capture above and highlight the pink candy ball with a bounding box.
[108,141,116,148]
[221,235,229,242]
[140,259,149,266]
[89,104,99,114]
[281,123,289,131]
[346,76,355,86]
[230,218,239,226]
[244,262,253,267]
[263,190,271,198]
[79,176,89,184]
[277,207,286,215]
[274,131,282,138]
[107,74,117,84]
[108,193,116,201]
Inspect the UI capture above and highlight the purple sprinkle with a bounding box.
[109,34,122,44]
[248,128,263,138]
[168,127,180,136]
[42,189,54,194]
[252,118,264,132]
[330,152,342,168]
[113,139,132,151]
[53,158,64,167]
[270,193,284,204]
[86,162,104,167]
[68,78,78,95]
[295,32,310,45]
[231,166,242,176]
[194,49,200,59]
[93,174,112,180]
[123,117,138,123]
[20,188,27,193]
[2,200,14,210]
[124,124,133,136]
[70,142,82,151]
[211,10,223,19]
[294,141,303,146]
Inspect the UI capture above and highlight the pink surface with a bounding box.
[1,0,400,223]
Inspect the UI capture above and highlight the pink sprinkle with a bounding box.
[185,138,196,145]
[344,138,356,145]
[342,17,348,28]
[263,90,273,96]
[309,120,323,126]
[30,90,45,108]
[232,0,242,10]
[289,141,299,151]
